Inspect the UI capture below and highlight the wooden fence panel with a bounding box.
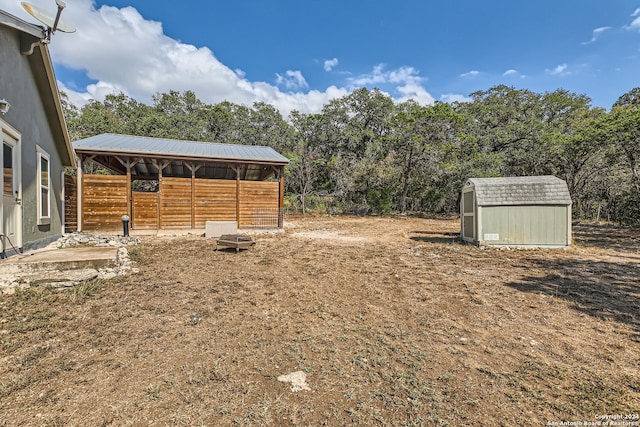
[160,177,192,228]
[132,191,159,229]
[238,181,280,227]
[64,174,77,233]
[80,175,283,231]
[82,175,128,231]
[193,179,237,227]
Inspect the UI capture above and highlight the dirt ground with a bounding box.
[1,215,639,426]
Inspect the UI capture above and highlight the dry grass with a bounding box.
[0,215,639,426]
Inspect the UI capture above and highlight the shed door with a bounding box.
[461,190,474,241]
[2,130,22,253]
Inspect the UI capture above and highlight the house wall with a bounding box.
[0,25,66,251]
[478,205,570,247]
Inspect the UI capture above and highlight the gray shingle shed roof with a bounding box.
[465,176,572,206]
[73,133,289,165]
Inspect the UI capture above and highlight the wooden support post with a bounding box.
[279,168,285,228]
[185,162,201,229]
[190,167,196,229]
[158,168,162,229]
[79,153,97,231]
[126,164,132,225]
[114,156,143,228]
[80,154,97,231]
[77,157,83,232]
[234,164,241,227]
[152,159,170,230]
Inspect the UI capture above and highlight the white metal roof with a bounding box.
[0,8,45,39]
[465,176,572,206]
[73,133,290,165]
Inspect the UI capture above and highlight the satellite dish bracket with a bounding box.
[49,0,66,38]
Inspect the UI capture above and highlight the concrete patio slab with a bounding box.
[1,246,118,268]
[0,246,120,294]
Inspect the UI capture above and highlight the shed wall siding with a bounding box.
[479,205,568,246]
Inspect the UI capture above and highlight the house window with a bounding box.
[37,146,50,225]
[3,142,13,196]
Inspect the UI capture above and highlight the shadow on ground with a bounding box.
[573,222,640,253]
[410,232,461,245]
[507,257,640,340]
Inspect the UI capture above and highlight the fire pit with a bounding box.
[215,234,255,252]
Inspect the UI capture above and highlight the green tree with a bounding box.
[151,90,208,140]
[389,101,463,213]
[607,105,640,186]
[459,85,552,176]
[613,87,640,108]
[287,111,325,214]
[201,101,238,144]
[59,91,82,141]
[248,102,295,152]
[603,103,640,224]
[318,88,395,213]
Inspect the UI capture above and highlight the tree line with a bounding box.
[62,85,640,225]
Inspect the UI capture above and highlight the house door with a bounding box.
[2,130,22,254]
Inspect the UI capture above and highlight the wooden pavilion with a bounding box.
[67,133,289,232]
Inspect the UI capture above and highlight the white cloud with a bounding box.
[546,64,570,76]
[324,58,338,71]
[389,67,435,104]
[347,64,435,105]
[395,82,436,105]
[581,26,611,44]
[57,81,92,106]
[627,9,640,31]
[0,0,436,116]
[503,69,526,79]
[440,93,471,104]
[275,70,309,90]
[349,64,388,86]
[460,70,480,79]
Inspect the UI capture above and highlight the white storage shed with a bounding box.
[460,176,572,248]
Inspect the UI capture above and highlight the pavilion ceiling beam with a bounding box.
[258,165,276,181]
[185,162,203,176]
[150,159,171,174]
[86,157,125,175]
[113,156,143,170]
[78,151,286,182]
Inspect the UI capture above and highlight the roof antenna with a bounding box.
[21,0,76,43]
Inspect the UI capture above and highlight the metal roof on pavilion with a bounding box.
[73,133,289,181]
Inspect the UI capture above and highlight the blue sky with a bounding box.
[2,0,640,115]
